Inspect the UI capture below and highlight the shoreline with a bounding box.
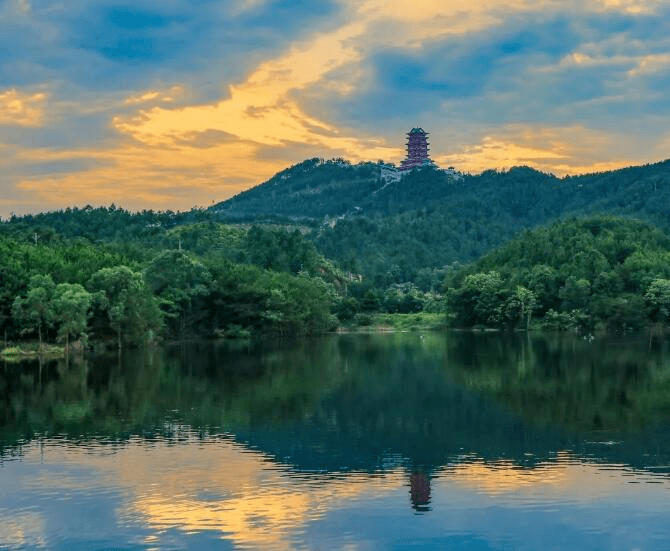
[1,345,67,361]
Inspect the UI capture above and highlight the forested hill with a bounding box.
[212,158,384,220]
[445,216,670,332]
[6,157,670,290]
[211,157,670,224]
[209,158,670,287]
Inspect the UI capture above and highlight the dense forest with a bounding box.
[445,216,670,332]
[6,156,670,345]
[0,215,349,347]
[213,158,670,286]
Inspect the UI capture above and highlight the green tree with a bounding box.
[645,278,670,323]
[448,271,506,327]
[144,250,212,335]
[260,272,337,335]
[52,283,91,351]
[559,277,591,311]
[12,275,56,349]
[514,286,537,330]
[88,266,162,347]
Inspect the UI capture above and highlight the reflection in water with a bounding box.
[409,471,431,512]
[2,332,670,549]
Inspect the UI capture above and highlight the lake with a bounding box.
[2,332,670,550]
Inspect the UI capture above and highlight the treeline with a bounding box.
[0,219,351,346]
[10,157,670,293]
[0,206,451,345]
[445,216,670,332]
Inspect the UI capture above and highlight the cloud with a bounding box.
[10,436,404,551]
[437,124,648,175]
[111,20,400,165]
[0,88,47,126]
[9,139,284,213]
[123,85,184,105]
[0,511,45,549]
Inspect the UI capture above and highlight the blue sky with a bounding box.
[1,0,670,215]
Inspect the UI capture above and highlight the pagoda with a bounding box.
[399,127,434,171]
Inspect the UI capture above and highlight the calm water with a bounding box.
[3,332,670,550]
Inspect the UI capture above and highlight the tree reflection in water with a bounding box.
[4,333,670,549]
[3,332,670,478]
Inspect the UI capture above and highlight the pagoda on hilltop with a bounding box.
[399,127,434,171]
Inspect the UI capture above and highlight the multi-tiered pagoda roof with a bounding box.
[399,127,434,171]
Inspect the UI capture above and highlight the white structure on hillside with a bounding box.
[380,163,402,183]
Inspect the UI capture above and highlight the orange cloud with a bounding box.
[437,452,656,501]
[14,140,277,212]
[595,0,663,13]
[123,86,184,106]
[437,125,644,176]
[0,88,47,127]
[111,21,397,163]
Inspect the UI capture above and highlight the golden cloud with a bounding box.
[0,88,47,127]
[112,21,387,159]
[123,86,184,106]
[436,452,652,500]
[436,125,643,176]
[14,140,279,212]
[595,0,663,13]
[627,53,670,77]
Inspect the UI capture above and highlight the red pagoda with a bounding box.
[399,127,433,171]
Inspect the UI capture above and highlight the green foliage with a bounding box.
[214,158,381,220]
[144,250,212,335]
[52,283,92,348]
[245,225,320,274]
[88,266,163,345]
[447,216,670,331]
[645,279,670,323]
[208,263,338,336]
[12,275,56,346]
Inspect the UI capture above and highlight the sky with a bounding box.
[2,0,670,216]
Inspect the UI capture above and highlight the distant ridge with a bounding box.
[8,155,670,288]
[211,156,670,224]
[206,157,670,283]
[210,158,465,220]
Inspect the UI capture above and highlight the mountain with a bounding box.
[210,157,670,287]
[211,158,384,220]
[7,157,670,291]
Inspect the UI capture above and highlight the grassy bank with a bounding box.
[1,343,68,361]
[340,312,447,333]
